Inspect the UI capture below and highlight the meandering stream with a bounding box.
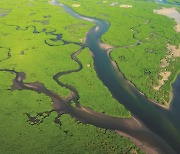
[1,0,178,153]
[50,0,180,153]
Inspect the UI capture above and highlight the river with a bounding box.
[52,0,180,153]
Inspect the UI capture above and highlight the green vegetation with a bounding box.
[166,0,180,4]
[61,48,130,117]
[61,0,180,105]
[2,0,179,152]
[0,0,141,153]
[0,72,140,154]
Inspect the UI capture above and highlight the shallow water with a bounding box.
[53,0,180,153]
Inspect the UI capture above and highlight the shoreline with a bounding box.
[1,67,176,154]
[51,0,179,152]
[103,43,171,110]
[115,130,158,154]
[154,7,180,33]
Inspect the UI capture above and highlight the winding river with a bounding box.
[52,0,180,153]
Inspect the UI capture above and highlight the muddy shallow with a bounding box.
[1,0,178,153]
[49,0,180,153]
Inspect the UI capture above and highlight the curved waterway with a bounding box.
[52,0,180,153]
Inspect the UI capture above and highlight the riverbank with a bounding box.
[0,0,138,153]
[62,0,180,106]
[7,67,176,153]
[59,0,180,153]
[1,0,180,153]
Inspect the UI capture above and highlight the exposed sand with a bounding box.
[154,7,180,32]
[160,58,169,68]
[154,44,180,90]
[100,43,114,50]
[87,64,91,68]
[167,44,180,57]
[175,24,180,32]
[160,44,180,69]
[120,4,133,8]
[154,7,177,15]
[72,4,80,7]
[154,72,171,90]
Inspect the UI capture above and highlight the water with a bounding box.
[53,0,180,153]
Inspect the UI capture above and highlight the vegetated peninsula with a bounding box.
[0,0,180,154]
[61,0,180,106]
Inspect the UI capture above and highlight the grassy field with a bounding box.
[0,0,143,153]
[60,0,180,105]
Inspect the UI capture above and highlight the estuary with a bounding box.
[51,0,180,153]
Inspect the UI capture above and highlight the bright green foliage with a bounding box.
[0,0,140,153]
[61,48,131,117]
[0,74,140,153]
[61,0,180,104]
